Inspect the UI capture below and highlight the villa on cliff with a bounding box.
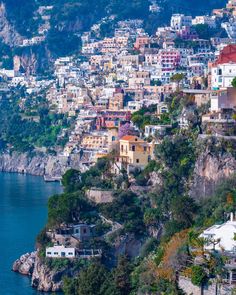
[200,213,236,284]
[45,223,103,260]
[46,245,102,259]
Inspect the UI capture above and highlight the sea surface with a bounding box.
[0,173,62,295]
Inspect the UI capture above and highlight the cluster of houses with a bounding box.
[46,223,102,259]
[0,1,236,174]
[0,0,235,173]
[42,2,236,171]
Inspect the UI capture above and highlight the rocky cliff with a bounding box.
[190,136,236,200]
[12,252,36,276]
[149,136,236,201]
[14,45,53,76]
[13,252,74,292]
[0,152,65,177]
[0,2,22,47]
[0,152,81,178]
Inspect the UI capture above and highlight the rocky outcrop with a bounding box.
[31,254,70,292]
[14,45,53,76]
[0,3,22,46]
[0,152,65,177]
[0,152,81,178]
[13,252,75,292]
[12,252,36,275]
[114,234,143,258]
[190,137,236,200]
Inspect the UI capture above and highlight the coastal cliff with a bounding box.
[0,152,81,178]
[13,252,73,292]
[0,152,66,177]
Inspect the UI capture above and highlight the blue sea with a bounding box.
[0,173,62,295]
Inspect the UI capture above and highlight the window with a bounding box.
[136,159,139,163]
[83,228,87,234]
[68,252,73,255]
[47,252,51,255]
[132,145,136,151]
[54,252,58,255]
[121,145,123,152]
[144,146,147,152]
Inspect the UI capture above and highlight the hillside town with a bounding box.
[6,1,236,294]
[1,1,236,174]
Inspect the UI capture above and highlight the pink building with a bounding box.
[96,110,132,130]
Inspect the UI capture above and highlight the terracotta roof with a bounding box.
[120,135,139,141]
[214,44,236,66]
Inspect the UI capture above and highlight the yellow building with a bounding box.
[80,133,108,150]
[118,136,153,170]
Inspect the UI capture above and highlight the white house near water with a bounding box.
[46,245,76,258]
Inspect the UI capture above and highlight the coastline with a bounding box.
[0,151,79,179]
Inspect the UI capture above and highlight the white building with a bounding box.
[200,213,236,284]
[127,101,144,112]
[211,63,236,89]
[200,213,236,252]
[46,245,76,258]
[192,16,216,28]
[170,14,192,30]
[144,124,171,137]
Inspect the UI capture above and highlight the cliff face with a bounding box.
[190,137,236,200]
[0,152,64,177]
[14,45,53,76]
[12,252,36,276]
[150,136,236,201]
[0,3,22,47]
[190,151,236,200]
[0,152,81,178]
[32,255,68,292]
[13,252,74,292]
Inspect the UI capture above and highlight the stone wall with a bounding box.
[86,189,114,203]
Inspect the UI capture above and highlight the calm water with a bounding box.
[0,173,62,295]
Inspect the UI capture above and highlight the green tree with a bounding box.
[77,262,109,295]
[232,77,236,88]
[61,169,81,193]
[170,73,185,91]
[113,256,133,295]
[191,265,208,286]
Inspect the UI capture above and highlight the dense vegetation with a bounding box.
[0,86,69,152]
